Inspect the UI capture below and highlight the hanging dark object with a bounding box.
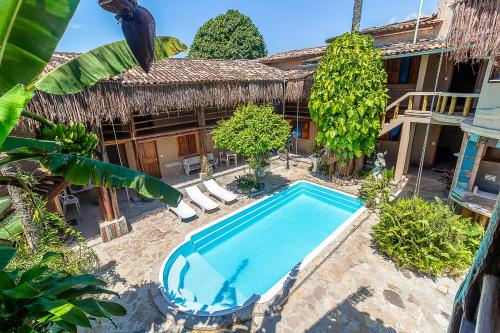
[99,0,156,73]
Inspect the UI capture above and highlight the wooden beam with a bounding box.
[197,107,207,155]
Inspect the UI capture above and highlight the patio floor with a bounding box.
[82,161,461,332]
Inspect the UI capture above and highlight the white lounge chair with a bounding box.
[203,179,237,204]
[185,185,219,212]
[169,201,197,220]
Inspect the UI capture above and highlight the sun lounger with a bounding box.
[169,201,197,220]
[203,179,237,204]
[185,185,219,212]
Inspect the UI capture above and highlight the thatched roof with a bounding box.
[446,0,500,63]
[28,58,293,125]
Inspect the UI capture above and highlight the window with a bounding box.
[291,120,310,140]
[384,56,420,84]
[177,134,197,157]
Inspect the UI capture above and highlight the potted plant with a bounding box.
[309,143,323,173]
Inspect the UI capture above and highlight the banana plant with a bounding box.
[0,244,127,332]
[0,0,188,206]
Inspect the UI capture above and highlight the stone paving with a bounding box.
[86,161,461,333]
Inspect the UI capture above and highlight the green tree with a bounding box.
[189,9,267,60]
[213,104,290,178]
[308,33,388,177]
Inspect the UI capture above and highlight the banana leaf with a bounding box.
[0,152,182,206]
[0,136,62,153]
[0,0,80,94]
[0,85,34,146]
[35,36,188,94]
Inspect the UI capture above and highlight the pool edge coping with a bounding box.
[158,179,366,317]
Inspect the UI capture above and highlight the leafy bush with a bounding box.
[373,197,483,276]
[213,104,290,178]
[308,33,388,176]
[359,168,395,208]
[234,174,263,193]
[0,245,126,332]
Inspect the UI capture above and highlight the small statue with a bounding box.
[372,152,387,181]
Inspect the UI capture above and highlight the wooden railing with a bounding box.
[383,91,480,123]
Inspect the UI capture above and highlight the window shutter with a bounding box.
[188,134,197,155]
[177,136,188,157]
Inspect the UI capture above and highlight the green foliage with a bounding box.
[0,245,125,332]
[40,122,98,157]
[0,0,79,94]
[3,175,97,275]
[0,213,21,241]
[0,85,34,146]
[1,136,62,154]
[359,168,395,208]
[213,104,290,176]
[234,174,263,193]
[308,33,388,166]
[0,152,182,206]
[189,9,267,59]
[373,197,484,276]
[35,37,187,94]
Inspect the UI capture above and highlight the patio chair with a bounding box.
[169,201,197,221]
[185,185,219,212]
[60,190,80,214]
[203,179,237,204]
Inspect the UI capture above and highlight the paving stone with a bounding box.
[383,289,405,309]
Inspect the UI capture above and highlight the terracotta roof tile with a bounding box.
[257,46,327,64]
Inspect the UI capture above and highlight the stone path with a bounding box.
[86,163,461,333]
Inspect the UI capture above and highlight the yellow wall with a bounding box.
[410,123,442,166]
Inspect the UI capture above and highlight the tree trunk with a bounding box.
[1,163,41,250]
[351,0,363,33]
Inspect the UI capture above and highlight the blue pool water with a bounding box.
[161,181,364,314]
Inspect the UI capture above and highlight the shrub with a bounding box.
[359,168,395,208]
[234,174,263,193]
[373,197,483,276]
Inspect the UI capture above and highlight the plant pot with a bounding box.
[311,156,321,173]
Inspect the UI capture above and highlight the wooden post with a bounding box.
[197,107,207,155]
[96,125,128,242]
[448,96,457,115]
[440,95,448,113]
[436,95,442,113]
[406,96,414,111]
[463,97,472,117]
[421,95,428,112]
[392,103,400,120]
[475,275,500,333]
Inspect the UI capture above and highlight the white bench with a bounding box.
[183,153,218,176]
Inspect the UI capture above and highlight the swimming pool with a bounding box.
[160,180,365,315]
